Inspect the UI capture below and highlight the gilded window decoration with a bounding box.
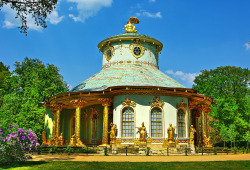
[104,42,114,61]
[176,99,187,109]
[151,96,164,108]
[122,97,136,107]
[177,109,186,138]
[129,39,145,59]
[122,107,134,137]
[151,107,163,137]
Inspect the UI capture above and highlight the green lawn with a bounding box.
[1,161,250,170]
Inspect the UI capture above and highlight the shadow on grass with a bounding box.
[1,161,250,170]
[1,161,48,169]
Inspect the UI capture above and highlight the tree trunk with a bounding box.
[224,141,225,148]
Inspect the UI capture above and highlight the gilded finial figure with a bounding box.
[123,17,140,33]
[167,124,175,142]
[109,123,117,144]
[136,122,147,143]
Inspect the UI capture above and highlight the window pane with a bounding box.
[151,108,162,137]
[177,109,185,137]
[122,107,134,137]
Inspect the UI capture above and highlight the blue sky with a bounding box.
[0,0,249,89]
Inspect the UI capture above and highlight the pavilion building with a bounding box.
[43,17,212,149]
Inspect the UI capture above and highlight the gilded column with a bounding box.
[54,104,63,138]
[71,99,87,147]
[83,109,88,143]
[98,98,112,147]
[201,111,205,138]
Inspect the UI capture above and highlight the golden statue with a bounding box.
[42,129,46,144]
[109,123,117,144]
[189,125,196,145]
[69,134,76,147]
[136,122,147,143]
[123,17,140,33]
[58,132,64,146]
[167,124,175,142]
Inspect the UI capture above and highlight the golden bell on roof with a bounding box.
[123,17,140,33]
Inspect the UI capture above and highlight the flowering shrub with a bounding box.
[0,125,37,165]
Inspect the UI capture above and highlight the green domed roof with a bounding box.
[71,64,185,92]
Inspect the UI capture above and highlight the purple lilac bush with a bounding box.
[0,125,37,165]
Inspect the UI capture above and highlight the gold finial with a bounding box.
[123,17,140,33]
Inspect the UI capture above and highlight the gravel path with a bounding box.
[30,154,250,162]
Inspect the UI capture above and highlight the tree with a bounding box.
[219,125,229,147]
[193,66,250,144]
[0,62,10,107]
[0,0,58,34]
[0,57,68,142]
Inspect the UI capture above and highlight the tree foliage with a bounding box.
[0,57,68,142]
[0,0,58,34]
[193,66,250,144]
[0,62,10,107]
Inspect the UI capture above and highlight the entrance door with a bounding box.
[91,114,98,144]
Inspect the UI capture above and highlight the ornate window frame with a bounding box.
[120,98,136,138]
[176,99,188,138]
[149,96,165,139]
[150,107,163,138]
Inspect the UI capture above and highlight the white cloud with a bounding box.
[69,6,74,11]
[166,70,200,85]
[67,0,113,22]
[1,5,42,31]
[136,11,162,18]
[47,11,64,25]
[244,42,250,50]
[149,0,156,2]
[1,4,64,31]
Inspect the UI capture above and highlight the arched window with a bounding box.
[151,108,162,137]
[177,109,185,138]
[122,107,134,137]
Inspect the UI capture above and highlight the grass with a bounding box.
[1,161,250,170]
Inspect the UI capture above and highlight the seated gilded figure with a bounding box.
[58,132,64,146]
[136,122,147,143]
[167,124,175,143]
[69,134,76,147]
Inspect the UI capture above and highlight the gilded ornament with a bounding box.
[123,17,140,33]
[71,99,87,108]
[122,97,136,107]
[104,42,114,61]
[151,96,164,108]
[129,39,145,59]
[176,99,187,109]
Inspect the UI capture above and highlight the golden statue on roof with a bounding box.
[123,17,140,33]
